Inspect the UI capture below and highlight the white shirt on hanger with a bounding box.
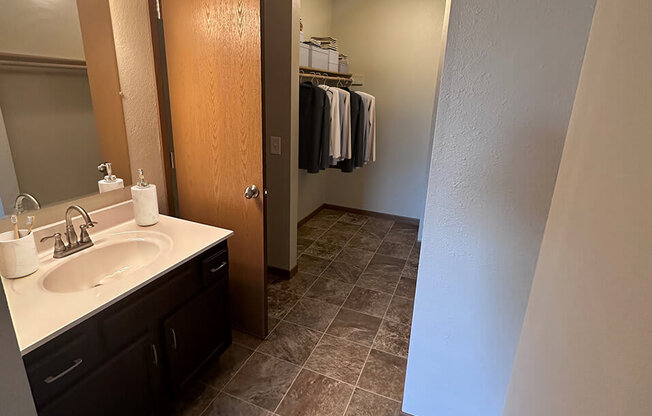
[319,85,341,161]
[332,87,351,160]
[356,91,376,163]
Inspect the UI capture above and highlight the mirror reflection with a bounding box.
[0,0,131,218]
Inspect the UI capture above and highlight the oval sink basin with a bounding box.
[41,232,172,293]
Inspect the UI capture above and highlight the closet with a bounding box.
[298,63,376,174]
[293,0,442,236]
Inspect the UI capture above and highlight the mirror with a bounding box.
[0,0,131,218]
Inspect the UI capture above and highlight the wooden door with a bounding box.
[159,0,266,337]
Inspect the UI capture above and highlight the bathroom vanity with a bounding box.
[1,202,234,415]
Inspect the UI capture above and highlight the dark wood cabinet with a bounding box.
[23,241,231,415]
[165,276,229,390]
[40,334,160,416]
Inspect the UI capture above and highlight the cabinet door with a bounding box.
[164,277,230,390]
[40,334,161,416]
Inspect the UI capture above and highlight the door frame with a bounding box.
[147,0,178,217]
[147,0,270,338]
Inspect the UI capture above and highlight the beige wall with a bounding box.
[326,0,443,221]
[504,0,652,414]
[109,0,168,213]
[297,0,330,220]
[297,0,444,224]
[300,0,332,39]
[0,0,85,60]
[264,0,300,270]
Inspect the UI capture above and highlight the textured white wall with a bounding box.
[0,0,85,60]
[109,0,168,213]
[403,0,595,414]
[504,0,652,414]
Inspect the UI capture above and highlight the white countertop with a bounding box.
[1,202,233,355]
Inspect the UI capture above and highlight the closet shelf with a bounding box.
[300,66,352,78]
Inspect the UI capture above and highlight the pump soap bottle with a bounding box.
[97,162,125,193]
[131,169,159,226]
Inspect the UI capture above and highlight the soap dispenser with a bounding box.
[97,162,125,193]
[131,169,159,226]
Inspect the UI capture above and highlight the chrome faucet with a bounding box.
[14,193,41,214]
[41,205,98,258]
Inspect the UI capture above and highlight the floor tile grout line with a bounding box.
[341,220,401,415]
[221,390,278,415]
[272,216,364,415]
[240,349,404,406]
[220,211,413,415]
[199,210,414,415]
[277,316,408,359]
[342,223,415,415]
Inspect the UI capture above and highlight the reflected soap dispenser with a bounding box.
[131,169,159,226]
[97,162,125,193]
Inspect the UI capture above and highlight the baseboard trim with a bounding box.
[297,204,328,227]
[267,265,298,278]
[322,204,420,226]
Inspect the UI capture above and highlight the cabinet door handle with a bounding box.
[44,358,83,384]
[170,329,177,349]
[151,344,158,366]
[210,262,227,274]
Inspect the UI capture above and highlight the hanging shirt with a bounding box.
[356,91,376,163]
[332,87,352,161]
[338,88,365,171]
[299,83,330,173]
[319,85,341,163]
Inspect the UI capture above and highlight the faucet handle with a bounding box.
[79,224,94,244]
[40,233,66,256]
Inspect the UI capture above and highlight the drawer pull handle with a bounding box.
[151,344,158,366]
[170,329,177,349]
[210,262,227,274]
[44,358,83,384]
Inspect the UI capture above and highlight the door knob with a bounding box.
[244,185,260,199]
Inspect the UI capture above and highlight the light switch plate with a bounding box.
[271,136,281,155]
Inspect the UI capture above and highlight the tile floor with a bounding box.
[175,208,420,416]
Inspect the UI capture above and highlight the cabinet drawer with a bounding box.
[201,247,228,286]
[24,322,101,408]
[101,263,202,354]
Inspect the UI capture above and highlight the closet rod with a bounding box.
[0,52,87,71]
[299,73,353,83]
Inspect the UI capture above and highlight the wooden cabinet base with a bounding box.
[24,241,231,415]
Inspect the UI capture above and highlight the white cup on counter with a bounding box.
[0,230,39,279]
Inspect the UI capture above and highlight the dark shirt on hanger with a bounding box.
[299,82,330,173]
[337,88,365,172]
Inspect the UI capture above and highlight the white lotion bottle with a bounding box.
[97,162,125,193]
[131,169,159,226]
